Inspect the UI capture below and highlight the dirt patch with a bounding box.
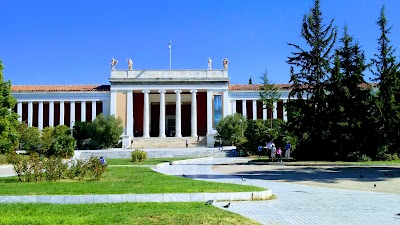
[213,162,400,194]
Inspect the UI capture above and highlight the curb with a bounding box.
[0,190,272,204]
[152,157,214,169]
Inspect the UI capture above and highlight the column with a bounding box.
[49,101,54,127]
[223,90,229,117]
[190,89,198,137]
[102,100,110,116]
[110,90,117,116]
[28,101,33,126]
[92,101,97,121]
[283,100,288,121]
[17,102,22,122]
[38,101,43,130]
[273,101,278,119]
[126,91,133,136]
[263,105,267,120]
[143,90,150,138]
[59,101,65,125]
[252,100,257,120]
[81,101,86,122]
[70,101,75,127]
[232,100,236,114]
[159,90,166,137]
[206,90,212,133]
[174,90,182,137]
[242,100,247,118]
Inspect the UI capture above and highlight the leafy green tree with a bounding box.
[0,59,20,153]
[286,0,337,160]
[18,123,41,153]
[259,69,281,128]
[73,121,92,149]
[40,127,55,155]
[371,6,400,154]
[52,135,76,158]
[90,114,123,149]
[216,113,247,149]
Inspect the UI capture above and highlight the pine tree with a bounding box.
[371,6,400,153]
[259,69,281,128]
[326,27,373,159]
[286,0,337,159]
[0,60,20,153]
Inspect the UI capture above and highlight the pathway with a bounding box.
[154,158,400,225]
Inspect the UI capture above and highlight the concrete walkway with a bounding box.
[154,158,400,225]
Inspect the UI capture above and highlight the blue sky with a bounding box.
[1,0,399,85]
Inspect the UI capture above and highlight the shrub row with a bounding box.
[7,153,107,182]
[131,149,147,162]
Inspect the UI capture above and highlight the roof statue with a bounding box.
[127,58,133,70]
[111,58,118,70]
[208,58,212,70]
[223,58,229,70]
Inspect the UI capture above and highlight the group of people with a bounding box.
[264,140,291,162]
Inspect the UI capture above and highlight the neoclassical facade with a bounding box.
[11,69,291,147]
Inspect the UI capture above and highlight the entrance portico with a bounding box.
[109,69,230,143]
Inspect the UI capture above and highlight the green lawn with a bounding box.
[0,202,260,225]
[106,157,193,165]
[0,166,264,195]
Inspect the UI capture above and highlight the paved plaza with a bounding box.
[155,158,400,225]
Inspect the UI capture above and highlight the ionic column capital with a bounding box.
[174,90,182,94]
[158,89,166,94]
[190,89,198,94]
[142,90,150,94]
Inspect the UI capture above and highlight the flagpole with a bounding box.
[169,41,172,70]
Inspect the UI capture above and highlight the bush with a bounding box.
[18,123,41,153]
[131,149,147,162]
[73,121,92,149]
[51,135,76,158]
[90,114,124,149]
[7,153,107,182]
[85,156,107,181]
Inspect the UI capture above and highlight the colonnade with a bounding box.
[16,100,104,129]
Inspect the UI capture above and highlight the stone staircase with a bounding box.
[131,136,207,149]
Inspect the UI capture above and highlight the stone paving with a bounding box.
[154,158,400,225]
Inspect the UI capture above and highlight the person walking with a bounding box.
[276,147,283,162]
[218,138,223,150]
[186,140,188,148]
[271,143,276,161]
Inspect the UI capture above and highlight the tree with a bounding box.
[216,113,247,149]
[259,69,281,128]
[326,26,373,159]
[0,59,20,154]
[371,6,400,154]
[18,123,41,153]
[90,114,123,149]
[286,0,337,159]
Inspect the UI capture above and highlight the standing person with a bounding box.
[285,141,291,159]
[186,140,188,148]
[218,138,223,150]
[276,147,283,162]
[266,139,273,159]
[271,143,276,161]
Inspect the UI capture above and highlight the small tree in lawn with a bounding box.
[90,114,123,149]
[259,69,281,128]
[0,59,20,154]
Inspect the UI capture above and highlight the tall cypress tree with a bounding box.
[286,0,337,159]
[371,6,400,154]
[0,60,20,153]
[259,69,281,128]
[326,27,373,159]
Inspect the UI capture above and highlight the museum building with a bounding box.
[11,67,291,147]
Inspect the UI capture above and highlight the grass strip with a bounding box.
[0,166,265,195]
[0,202,261,225]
